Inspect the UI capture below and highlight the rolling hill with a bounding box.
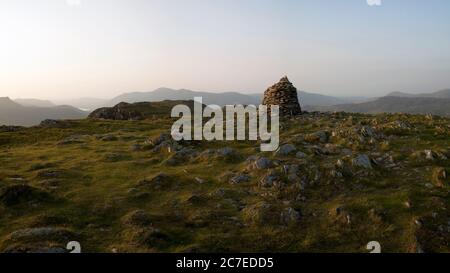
[14,98,56,108]
[386,89,450,99]
[108,88,361,108]
[306,96,450,117]
[0,97,88,126]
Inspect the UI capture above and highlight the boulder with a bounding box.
[276,144,297,156]
[352,154,373,169]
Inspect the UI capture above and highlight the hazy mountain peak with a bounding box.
[0,97,15,103]
[14,98,55,108]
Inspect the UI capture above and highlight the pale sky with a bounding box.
[1,0,450,100]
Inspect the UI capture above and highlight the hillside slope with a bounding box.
[0,97,88,126]
[0,111,449,253]
[109,88,360,107]
[306,96,450,117]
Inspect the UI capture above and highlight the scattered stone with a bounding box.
[0,125,23,132]
[195,177,206,184]
[360,126,376,138]
[218,147,235,157]
[215,147,240,162]
[58,135,89,145]
[260,172,282,187]
[295,151,306,159]
[352,154,372,169]
[39,119,71,128]
[424,150,436,160]
[165,147,198,166]
[280,207,301,225]
[247,157,273,170]
[9,227,73,242]
[414,219,423,227]
[276,144,297,156]
[346,214,352,225]
[283,164,300,183]
[305,131,330,143]
[230,174,251,184]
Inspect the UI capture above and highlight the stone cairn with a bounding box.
[262,76,302,117]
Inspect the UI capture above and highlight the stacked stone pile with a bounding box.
[262,76,302,117]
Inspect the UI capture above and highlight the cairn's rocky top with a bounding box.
[262,76,302,117]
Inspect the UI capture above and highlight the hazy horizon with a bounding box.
[1,0,450,100]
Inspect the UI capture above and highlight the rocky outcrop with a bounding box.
[89,102,144,120]
[262,76,302,117]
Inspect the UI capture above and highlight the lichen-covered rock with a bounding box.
[352,154,373,169]
[89,102,144,120]
[276,144,297,156]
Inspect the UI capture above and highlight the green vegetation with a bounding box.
[0,112,449,253]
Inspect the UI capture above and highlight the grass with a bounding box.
[0,112,449,253]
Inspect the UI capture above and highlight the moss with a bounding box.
[0,112,449,252]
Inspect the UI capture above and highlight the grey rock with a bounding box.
[254,157,273,170]
[218,147,235,157]
[39,119,71,128]
[424,150,435,160]
[352,154,372,169]
[260,172,282,187]
[277,144,297,156]
[360,126,375,138]
[280,207,301,225]
[9,227,72,241]
[230,174,251,184]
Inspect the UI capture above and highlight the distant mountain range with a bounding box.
[0,97,88,126]
[305,89,450,116]
[14,98,56,108]
[386,89,450,99]
[2,88,450,126]
[56,88,364,110]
